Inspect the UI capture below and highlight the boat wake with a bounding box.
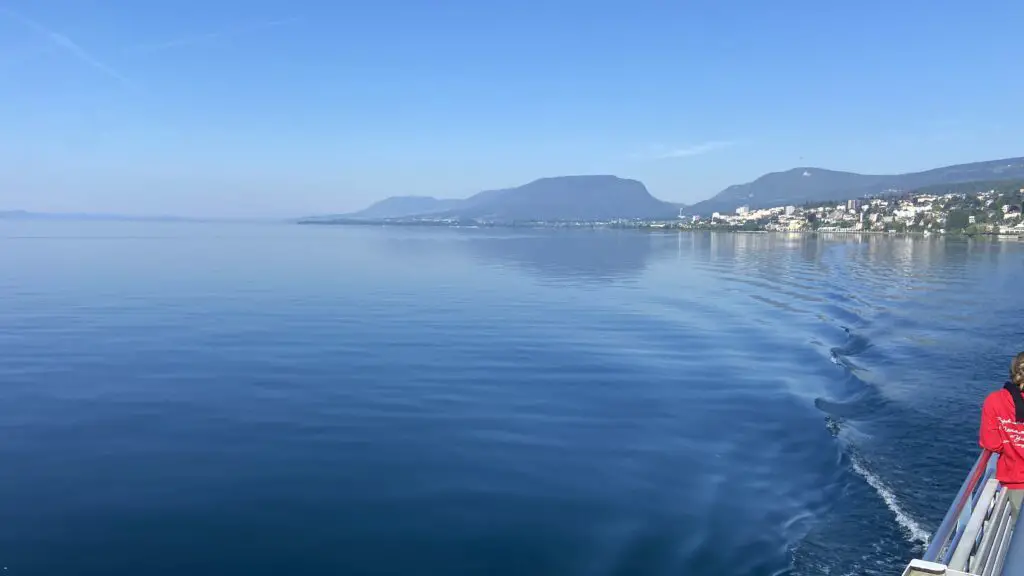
[848,454,930,546]
[821,326,932,548]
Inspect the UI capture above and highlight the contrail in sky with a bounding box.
[0,5,138,89]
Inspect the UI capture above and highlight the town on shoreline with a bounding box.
[651,184,1024,236]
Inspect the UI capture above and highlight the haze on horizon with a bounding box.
[1,0,1022,218]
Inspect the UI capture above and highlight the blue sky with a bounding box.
[1,0,1022,217]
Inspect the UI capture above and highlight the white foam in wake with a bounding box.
[851,456,931,545]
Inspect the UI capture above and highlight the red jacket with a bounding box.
[980,388,1024,489]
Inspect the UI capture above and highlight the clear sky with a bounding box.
[1,0,1022,217]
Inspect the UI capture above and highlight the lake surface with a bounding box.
[1,222,1022,576]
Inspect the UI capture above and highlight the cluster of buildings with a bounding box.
[677,188,1024,235]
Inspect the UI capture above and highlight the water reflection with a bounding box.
[462,230,659,284]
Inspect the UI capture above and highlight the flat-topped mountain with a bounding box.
[337,175,680,222]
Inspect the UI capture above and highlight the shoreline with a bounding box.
[639,228,1024,239]
[297,220,1023,239]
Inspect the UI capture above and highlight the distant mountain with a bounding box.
[310,157,1024,224]
[339,175,679,222]
[685,156,1024,215]
[336,196,464,220]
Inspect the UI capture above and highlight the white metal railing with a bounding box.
[902,450,1019,576]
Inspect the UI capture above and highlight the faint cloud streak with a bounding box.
[657,140,734,159]
[126,16,300,55]
[0,6,139,90]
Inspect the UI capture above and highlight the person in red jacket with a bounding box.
[980,352,1024,517]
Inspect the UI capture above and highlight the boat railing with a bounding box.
[902,449,1020,576]
[924,450,997,564]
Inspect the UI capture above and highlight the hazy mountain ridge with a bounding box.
[326,196,464,220]
[684,156,1024,215]
[342,175,680,222]
[13,158,1019,224]
[329,157,1024,224]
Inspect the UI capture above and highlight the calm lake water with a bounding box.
[1,222,1022,576]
